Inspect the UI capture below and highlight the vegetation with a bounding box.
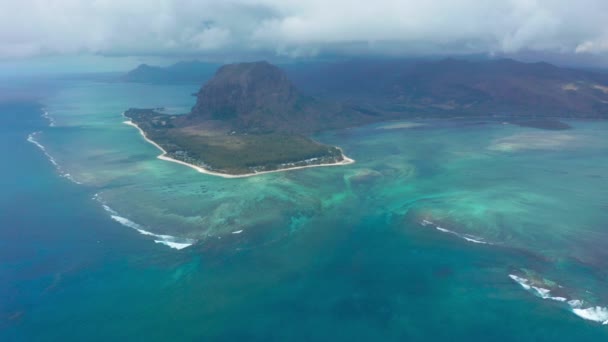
[124,109,345,175]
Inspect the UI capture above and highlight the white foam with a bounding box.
[231,230,243,234]
[107,211,195,250]
[508,274,567,302]
[27,132,58,166]
[509,274,532,290]
[101,204,118,215]
[27,132,42,148]
[154,240,193,250]
[110,214,142,229]
[61,173,82,184]
[531,286,567,302]
[145,231,195,250]
[41,110,56,127]
[462,235,488,244]
[510,275,608,325]
[423,220,490,245]
[533,286,550,297]
[572,307,608,325]
[27,132,82,184]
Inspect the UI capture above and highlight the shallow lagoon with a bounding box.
[5,79,608,340]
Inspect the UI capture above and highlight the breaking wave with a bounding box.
[571,307,608,325]
[509,274,608,325]
[508,274,567,302]
[27,131,81,184]
[41,110,56,127]
[94,193,196,250]
[420,219,490,245]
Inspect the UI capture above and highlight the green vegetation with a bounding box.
[124,109,345,175]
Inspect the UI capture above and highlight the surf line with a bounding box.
[93,193,196,250]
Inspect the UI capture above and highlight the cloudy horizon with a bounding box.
[2,0,608,70]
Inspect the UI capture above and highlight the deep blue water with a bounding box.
[2,100,608,341]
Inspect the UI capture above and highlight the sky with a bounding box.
[2,0,608,71]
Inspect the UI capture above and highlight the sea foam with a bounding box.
[508,274,566,302]
[421,219,490,245]
[109,213,196,250]
[27,132,82,184]
[41,110,56,127]
[509,274,608,325]
[571,307,608,325]
[27,132,58,166]
[95,195,196,250]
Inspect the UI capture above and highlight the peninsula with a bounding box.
[124,59,608,177]
[124,61,368,176]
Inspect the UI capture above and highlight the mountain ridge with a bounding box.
[124,58,608,175]
[185,60,376,134]
[123,58,608,119]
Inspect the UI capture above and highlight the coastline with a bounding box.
[123,120,354,178]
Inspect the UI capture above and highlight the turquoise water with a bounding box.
[2,79,608,340]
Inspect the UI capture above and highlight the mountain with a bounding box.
[386,58,608,117]
[124,61,365,175]
[186,61,376,133]
[288,58,608,118]
[124,59,608,175]
[190,61,299,122]
[125,58,608,118]
[122,61,220,83]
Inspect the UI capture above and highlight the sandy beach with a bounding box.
[123,120,354,178]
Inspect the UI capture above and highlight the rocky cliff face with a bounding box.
[187,61,375,134]
[185,58,608,135]
[189,62,299,131]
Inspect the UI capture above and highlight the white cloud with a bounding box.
[576,39,608,54]
[1,0,608,59]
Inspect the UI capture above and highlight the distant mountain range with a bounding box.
[123,58,608,119]
[125,59,608,175]
[122,61,220,83]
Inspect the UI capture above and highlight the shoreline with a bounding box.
[123,120,354,178]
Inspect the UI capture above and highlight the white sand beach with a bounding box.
[123,120,354,178]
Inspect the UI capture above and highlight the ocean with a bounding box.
[2,77,608,341]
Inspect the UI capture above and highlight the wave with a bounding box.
[509,274,608,325]
[27,132,58,166]
[420,218,607,326]
[572,308,608,325]
[41,110,56,127]
[95,194,196,250]
[27,132,82,184]
[569,300,608,325]
[421,219,490,245]
[110,214,196,250]
[508,274,567,302]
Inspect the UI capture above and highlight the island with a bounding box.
[124,59,608,177]
[123,61,368,177]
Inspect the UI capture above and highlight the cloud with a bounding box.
[1,0,608,59]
